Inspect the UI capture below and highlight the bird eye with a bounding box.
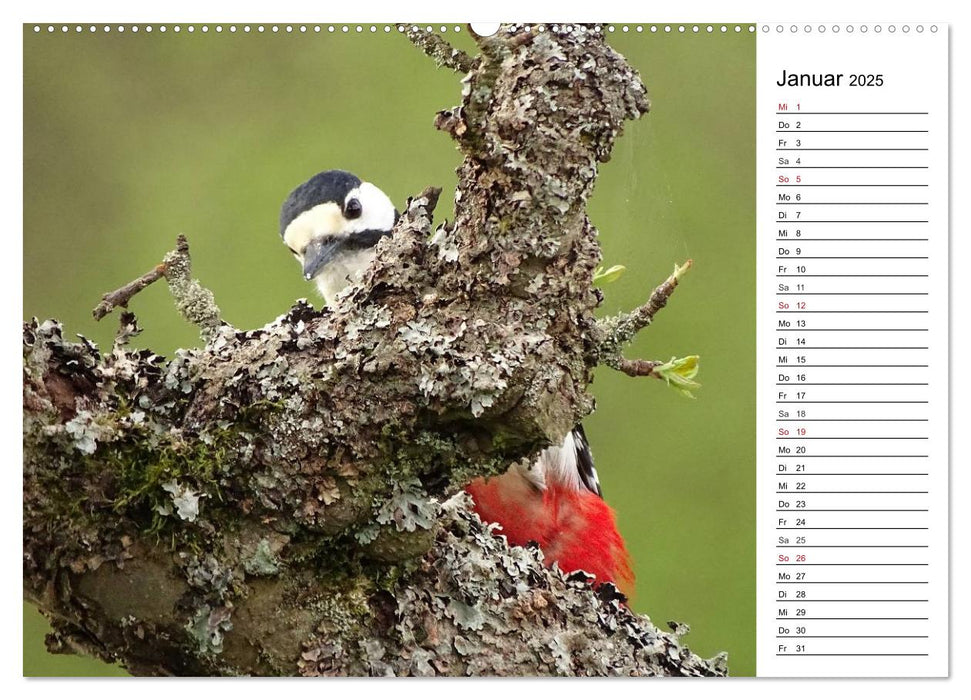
[344,198,362,220]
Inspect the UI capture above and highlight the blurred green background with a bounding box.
[23,24,755,676]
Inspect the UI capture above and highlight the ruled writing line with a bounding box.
[774,112,929,115]
[776,167,929,169]
[775,330,929,332]
[774,221,930,223]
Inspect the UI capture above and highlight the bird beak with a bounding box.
[302,237,345,280]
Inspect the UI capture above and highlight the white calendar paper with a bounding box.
[756,24,948,677]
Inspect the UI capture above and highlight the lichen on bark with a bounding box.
[23,23,725,676]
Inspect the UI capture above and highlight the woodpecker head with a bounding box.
[280,170,398,305]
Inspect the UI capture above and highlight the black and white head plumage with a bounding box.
[280,169,398,305]
[522,424,603,498]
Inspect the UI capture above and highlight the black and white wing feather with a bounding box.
[527,423,603,498]
[571,424,603,498]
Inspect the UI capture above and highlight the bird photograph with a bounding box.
[23,23,756,676]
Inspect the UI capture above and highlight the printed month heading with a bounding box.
[776,70,885,86]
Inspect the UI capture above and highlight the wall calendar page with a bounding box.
[19,18,950,681]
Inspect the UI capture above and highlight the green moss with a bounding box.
[109,442,219,513]
[98,424,243,538]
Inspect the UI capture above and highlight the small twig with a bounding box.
[92,265,166,320]
[402,24,474,73]
[615,359,660,378]
[93,234,227,342]
[614,259,692,345]
[603,354,701,398]
[597,260,693,377]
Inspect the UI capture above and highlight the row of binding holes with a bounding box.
[32,24,945,35]
[33,24,762,35]
[761,24,938,33]
[511,25,754,33]
[33,25,464,34]
[610,25,754,33]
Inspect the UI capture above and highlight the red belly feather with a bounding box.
[465,471,634,597]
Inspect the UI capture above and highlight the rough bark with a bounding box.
[23,23,726,676]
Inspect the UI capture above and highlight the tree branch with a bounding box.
[596,260,693,377]
[92,266,166,321]
[402,24,474,73]
[93,234,227,342]
[24,25,723,676]
[159,234,226,341]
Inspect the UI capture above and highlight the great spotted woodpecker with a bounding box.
[464,425,633,596]
[280,170,633,595]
